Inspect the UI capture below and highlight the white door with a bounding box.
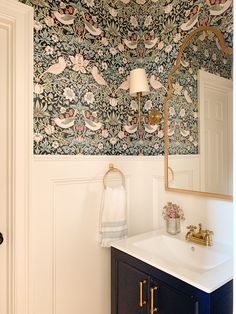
[0,1,33,313]
[199,70,233,195]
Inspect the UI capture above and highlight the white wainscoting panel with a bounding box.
[30,155,233,314]
[31,156,164,314]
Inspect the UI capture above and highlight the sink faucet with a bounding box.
[185,224,213,246]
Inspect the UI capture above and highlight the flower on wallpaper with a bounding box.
[118,43,125,52]
[193,112,198,119]
[204,49,209,57]
[122,57,127,64]
[157,41,164,50]
[34,83,44,95]
[102,130,109,138]
[188,136,193,142]
[109,7,118,17]
[110,98,118,107]
[131,100,138,111]
[98,50,103,56]
[169,107,175,117]
[144,15,153,27]
[118,131,125,139]
[110,138,117,145]
[70,53,89,73]
[158,65,164,73]
[101,62,108,70]
[101,37,109,46]
[110,47,117,55]
[157,130,164,138]
[98,143,103,150]
[165,4,173,14]
[34,20,43,32]
[223,59,228,65]
[63,87,75,102]
[60,107,66,114]
[45,125,55,136]
[34,133,43,143]
[179,109,186,118]
[84,0,95,8]
[173,33,181,43]
[212,53,217,61]
[44,16,54,27]
[52,141,59,149]
[188,68,193,74]
[51,34,59,43]
[45,46,54,55]
[144,100,153,111]
[165,45,173,53]
[173,82,183,96]
[130,16,138,28]
[84,92,95,104]
[118,67,124,74]
[59,2,66,9]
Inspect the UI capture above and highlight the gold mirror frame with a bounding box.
[164,26,233,201]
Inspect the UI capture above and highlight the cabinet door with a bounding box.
[151,279,198,314]
[117,261,149,314]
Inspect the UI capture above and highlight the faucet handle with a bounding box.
[205,229,213,235]
[205,230,213,246]
[186,225,197,232]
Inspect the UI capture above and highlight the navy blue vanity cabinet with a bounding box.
[116,261,149,314]
[111,247,233,314]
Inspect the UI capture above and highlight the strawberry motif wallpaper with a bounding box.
[20,0,233,155]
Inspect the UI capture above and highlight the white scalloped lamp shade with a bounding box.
[129,68,150,97]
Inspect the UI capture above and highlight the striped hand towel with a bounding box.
[99,185,128,247]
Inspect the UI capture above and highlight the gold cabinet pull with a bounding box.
[139,280,147,307]
[150,287,158,314]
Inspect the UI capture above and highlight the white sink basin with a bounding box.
[111,230,233,292]
[133,234,230,271]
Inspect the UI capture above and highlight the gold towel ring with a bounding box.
[103,164,125,188]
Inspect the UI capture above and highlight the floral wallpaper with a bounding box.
[19,0,233,155]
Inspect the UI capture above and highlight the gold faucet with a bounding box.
[185,224,213,246]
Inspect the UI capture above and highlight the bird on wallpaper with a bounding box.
[39,57,67,79]
[149,75,168,94]
[53,110,78,129]
[91,66,108,86]
[207,0,232,16]
[149,75,163,90]
[81,111,103,131]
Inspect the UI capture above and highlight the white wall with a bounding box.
[30,155,233,314]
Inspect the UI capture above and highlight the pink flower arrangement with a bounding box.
[162,202,185,220]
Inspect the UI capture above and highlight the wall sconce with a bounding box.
[129,68,161,128]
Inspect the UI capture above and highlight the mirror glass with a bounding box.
[165,27,233,199]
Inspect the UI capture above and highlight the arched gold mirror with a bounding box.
[164,26,233,200]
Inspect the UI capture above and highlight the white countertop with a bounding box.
[111,229,233,293]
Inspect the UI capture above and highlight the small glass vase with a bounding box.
[166,218,180,235]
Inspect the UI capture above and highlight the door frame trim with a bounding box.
[0,1,33,313]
